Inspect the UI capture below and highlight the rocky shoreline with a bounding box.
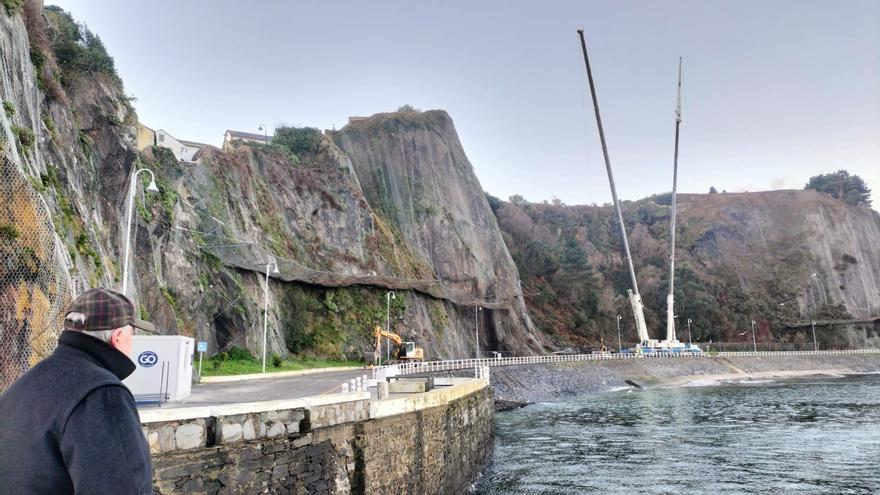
[486,354,880,410]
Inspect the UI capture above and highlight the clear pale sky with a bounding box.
[49,0,880,206]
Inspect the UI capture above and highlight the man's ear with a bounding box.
[109,327,125,349]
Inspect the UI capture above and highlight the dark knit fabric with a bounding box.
[0,331,152,494]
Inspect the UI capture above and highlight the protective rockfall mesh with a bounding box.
[0,117,74,391]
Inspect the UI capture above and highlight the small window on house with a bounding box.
[158,134,164,142]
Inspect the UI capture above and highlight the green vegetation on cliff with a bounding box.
[44,6,120,87]
[273,126,322,158]
[281,285,409,359]
[805,170,871,207]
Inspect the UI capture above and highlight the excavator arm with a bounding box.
[372,325,424,363]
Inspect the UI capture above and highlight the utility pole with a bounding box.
[616,315,622,352]
[475,306,483,359]
[750,320,757,352]
[386,291,395,362]
[811,320,818,351]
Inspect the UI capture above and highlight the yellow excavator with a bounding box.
[369,325,424,365]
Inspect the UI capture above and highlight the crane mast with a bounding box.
[577,29,650,344]
[666,57,683,343]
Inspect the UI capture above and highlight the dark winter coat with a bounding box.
[0,330,153,494]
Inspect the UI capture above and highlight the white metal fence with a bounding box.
[376,348,880,377]
[715,349,880,358]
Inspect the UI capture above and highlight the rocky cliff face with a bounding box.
[493,190,880,348]
[1,4,138,387]
[332,111,539,353]
[0,5,544,388]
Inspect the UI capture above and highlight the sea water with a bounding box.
[474,374,880,494]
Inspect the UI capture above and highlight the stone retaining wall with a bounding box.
[144,380,491,494]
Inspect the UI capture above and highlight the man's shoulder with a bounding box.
[2,349,123,412]
[37,348,121,385]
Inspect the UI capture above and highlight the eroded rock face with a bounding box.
[332,111,543,354]
[677,190,880,319]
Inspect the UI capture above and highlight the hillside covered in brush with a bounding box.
[490,190,880,349]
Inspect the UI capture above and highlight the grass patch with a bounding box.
[200,355,362,376]
[11,125,35,151]
[0,223,20,241]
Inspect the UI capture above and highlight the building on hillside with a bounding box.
[136,123,207,162]
[136,122,156,150]
[155,129,208,162]
[223,129,271,150]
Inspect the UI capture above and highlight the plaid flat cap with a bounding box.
[63,288,157,333]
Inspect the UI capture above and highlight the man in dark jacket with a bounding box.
[0,288,155,494]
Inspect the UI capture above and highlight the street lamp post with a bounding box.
[475,306,483,359]
[122,168,159,296]
[616,314,622,352]
[808,273,821,352]
[811,320,818,351]
[750,320,757,352]
[258,124,269,144]
[687,318,693,344]
[261,261,279,373]
[386,291,396,363]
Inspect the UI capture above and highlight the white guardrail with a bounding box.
[374,348,880,377]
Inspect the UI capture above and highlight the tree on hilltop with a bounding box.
[273,126,322,156]
[805,170,871,206]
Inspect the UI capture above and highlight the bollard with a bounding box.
[355,376,362,392]
[350,378,356,392]
[341,382,349,393]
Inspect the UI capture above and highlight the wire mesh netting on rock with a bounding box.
[0,125,73,392]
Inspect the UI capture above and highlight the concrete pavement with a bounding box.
[141,368,371,410]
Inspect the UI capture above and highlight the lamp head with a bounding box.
[146,180,160,193]
[258,125,264,131]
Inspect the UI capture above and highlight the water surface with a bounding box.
[475,375,880,494]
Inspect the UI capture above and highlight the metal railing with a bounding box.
[375,348,880,377]
[716,349,880,358]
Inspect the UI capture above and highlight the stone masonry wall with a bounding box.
[360,386,494,494]
[146,385,492,494]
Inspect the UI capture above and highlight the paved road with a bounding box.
[142,369,371,410]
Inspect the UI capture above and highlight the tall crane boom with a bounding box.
[577,29,650,344]
[666,57,683,343]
